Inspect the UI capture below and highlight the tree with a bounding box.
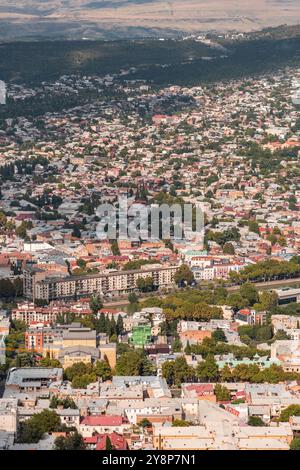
[227,293,246,310]
[139,418,152,428]
[162,357,193,387]
[172,338,182,352]
[128,292,138,304]
[212,328,227,343]
[33,409,61,433]
[98,313,107,333]
[273,329,291,341]
[279,405,300,422]
[93,360,112,381]
[214,384,230,401]
[173,356,194,386]
[13,277,23,297]
[174,264,194,287]
[39,357,61,367]
[105,435,113,450]
[239,283,259,306]
[18,410,61,443]
[172,419,190,427]
[290,438,300,450]
[72,373,97,389]
[54,432,86,450]
[50,396,59,409]
[18,421,44,443]
[197,355,219,382]
[50,396,77,409]
[213,286,228,304]
[0,278,16,299]
[136,276,154,293]
[16,221,32,239]
[185,340,192,355]
[248,416,265,426]
[64,362,92,381]
[162,361,175,385]
[248,220,260,235]
[223,242,235,255]
[115,351,143,376]
[77,259,87,269]
[220,365,233,382]
[116,314,124,335]
[238,325,273,344]
[89,295,103,315]
[257,290,278,311]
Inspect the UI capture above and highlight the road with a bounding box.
[227,277,300,292]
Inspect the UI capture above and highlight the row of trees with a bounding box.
[0,156,49,182]
[79,313,124,341]
[164,302,223,322]
[141,282,279,325]
[225,283,278,312]
[230,258,300,284]
[188,337,268,359]
[5,320,26,368]
[56,310,124,341]
[162,355,300,386]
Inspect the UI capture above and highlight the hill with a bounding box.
[0,0,299,40]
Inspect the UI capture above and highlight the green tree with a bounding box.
[172,419,190,427]
[248,220,260,235]
[18,410,61,443]
[77,259,87,269]
[89,295,103,315]
[139,418,152,428]
[196,355,219,382]
[64,362,92,381]
[116,314,124,335]
[173,338,182,352]
[227,292,246,310]
[185,340,192,355]
[71,373,97,389]
[162,361,175,385]
[174,264,194,286]
[214,384,230,401]
[115,350,144,376]
[136,276,154,293]
[223,242,235,255]
[290,437,300,450]
[173,356,194,386]
[279,405,300,422]
[93,360,112,381]
[220,365,233,382]
[98,313,107,333]
[257,290,278,311]
[239,283,259,306]
[105,435,113,450]
[54,432,85,450]
[212,328,227,343]
[72,226,81,238]
[248,416,265,426]
[128,292,138,304]
[39,357,61,367]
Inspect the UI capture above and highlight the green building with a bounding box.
[131,325,152,347]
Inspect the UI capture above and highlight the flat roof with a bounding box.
[6,367,63,387]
